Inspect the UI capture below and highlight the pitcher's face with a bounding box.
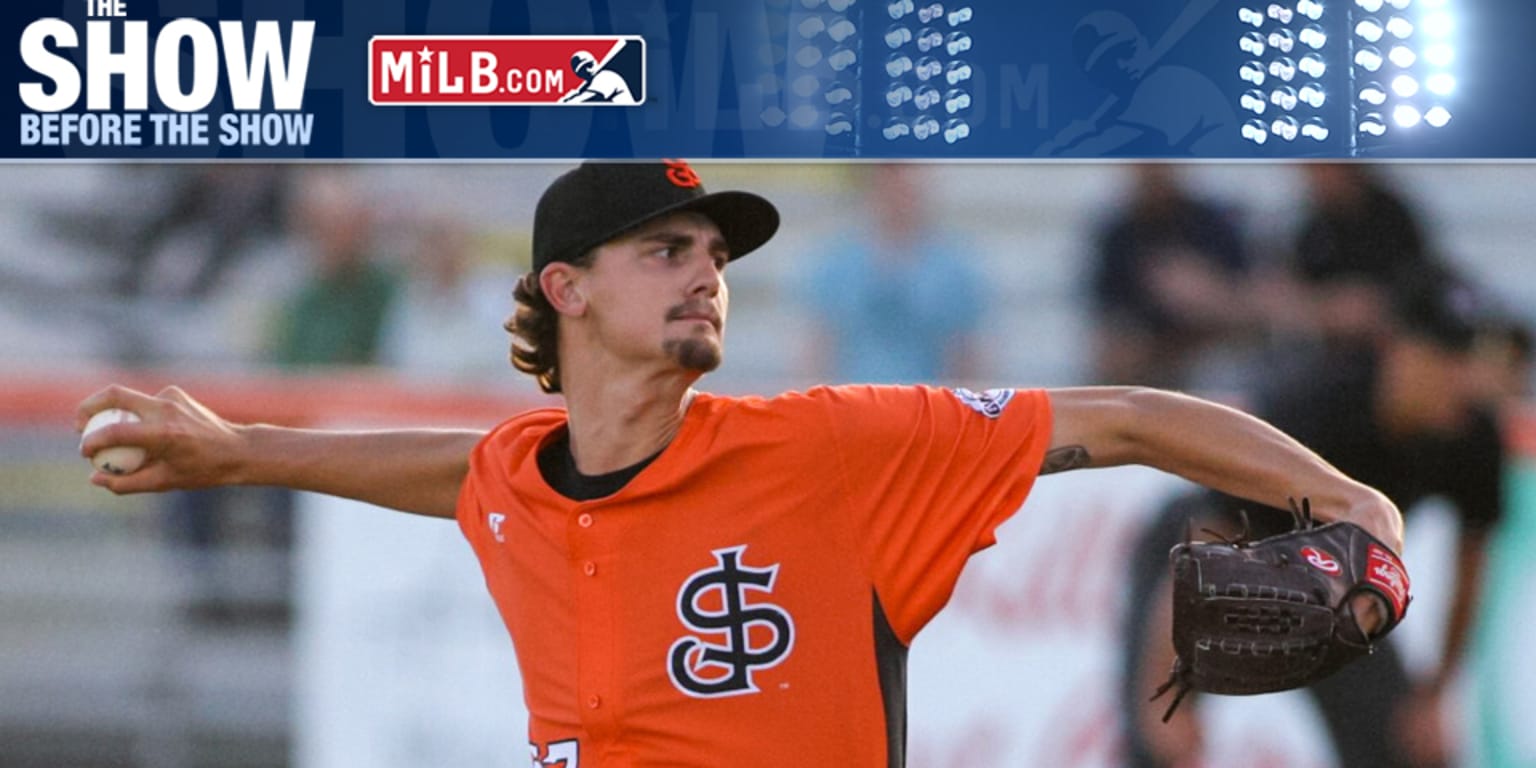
[580,211,730,374]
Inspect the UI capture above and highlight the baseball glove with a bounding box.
[1151,498,1410,721]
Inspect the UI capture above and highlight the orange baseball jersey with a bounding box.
[456,384,1053,767]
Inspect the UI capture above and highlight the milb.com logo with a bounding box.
[369,35,644,106]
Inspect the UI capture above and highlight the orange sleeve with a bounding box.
[455,426,502,561]
[818,385,1053,643]
[453,409,559,561]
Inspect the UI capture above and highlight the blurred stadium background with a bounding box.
[0,162,1532,767]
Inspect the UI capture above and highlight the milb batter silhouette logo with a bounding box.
[557,39,644,104]
[668,546,795,698]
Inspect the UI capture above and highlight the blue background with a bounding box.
[4,0,1534,158]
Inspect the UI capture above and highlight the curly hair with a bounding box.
[506,254,594,393]
[507,271,561,393]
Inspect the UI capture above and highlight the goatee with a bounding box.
[664,337,722,372]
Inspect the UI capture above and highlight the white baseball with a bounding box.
[81,408,147,476]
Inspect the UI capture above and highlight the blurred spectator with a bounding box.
[1119,274,1507,768]
[116,165,291,298]
[269,171,400,367]
[172,171,397,624]
[377,217,514,383]
[1089,164,1256,389]
[1260,164,1433,349]
[801,164,984,384]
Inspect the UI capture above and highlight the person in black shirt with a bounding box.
[1089,164,1255,389]
[1121,275,1505,768]
[1283,164,1433,348]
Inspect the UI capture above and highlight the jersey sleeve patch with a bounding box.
[949,387,1016,419]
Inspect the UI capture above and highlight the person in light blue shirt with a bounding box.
[804,164,984,385]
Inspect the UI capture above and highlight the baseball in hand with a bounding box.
[81,408,146,475]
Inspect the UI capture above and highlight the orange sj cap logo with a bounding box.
[663,158,701,188]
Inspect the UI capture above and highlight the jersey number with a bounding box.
[530,739,578,768]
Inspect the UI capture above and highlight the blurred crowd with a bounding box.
[7,162,1530,400]
[1087,163,1531,405]
[13,164,517,382]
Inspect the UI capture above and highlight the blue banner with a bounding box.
[5,0,1531,158]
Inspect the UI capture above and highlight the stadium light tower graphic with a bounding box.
[761,0,863,154]
[761,0,975,154]
[1236,0,1457,154]
[878,2,976,146]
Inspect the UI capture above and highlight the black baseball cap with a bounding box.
[531,160,780,272]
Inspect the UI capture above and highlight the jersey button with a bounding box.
[582,561,597,576]
[587,694,602,709]
[577,513,593,528]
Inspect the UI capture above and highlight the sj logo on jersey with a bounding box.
[369,35,645,106]
[668,546,795,698]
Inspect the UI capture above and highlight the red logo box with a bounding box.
[1365,543,1410,619]
[369,35,645,106]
